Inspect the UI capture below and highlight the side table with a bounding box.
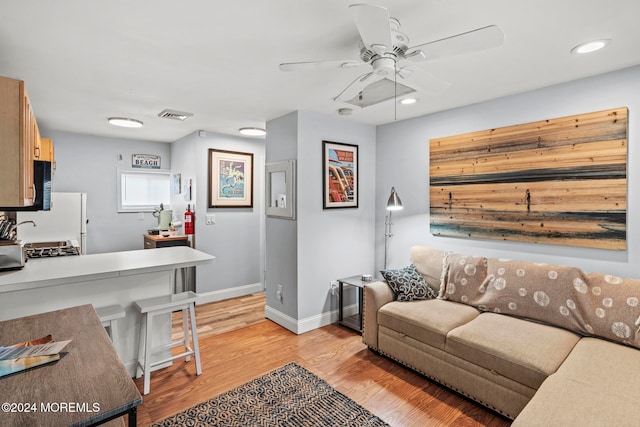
[337,275,378,334]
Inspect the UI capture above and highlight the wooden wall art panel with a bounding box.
[429,107,628,250]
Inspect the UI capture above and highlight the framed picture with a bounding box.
[322,141,358,209]
[208,149,254,208]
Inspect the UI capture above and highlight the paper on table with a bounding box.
[0,340,71,360]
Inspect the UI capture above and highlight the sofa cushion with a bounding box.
[380,264,437,301]
[378,299,480,350]
[410,246,446,296]
[446,313,580,389]
[444,255,640,350]
[514,338,640,426]
[552,337,640,390]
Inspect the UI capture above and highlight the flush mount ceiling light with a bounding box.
[108,117,143,128]
[239,127,266,137]
[399,97,418,105]
[571,39,611,54]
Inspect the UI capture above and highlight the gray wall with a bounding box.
[376,65,640,278]
[41,129,171,254]
[265,110,376,331]
[184,131,265,294]
[41,128,265,296]
[296,111,376,320]
[265,112,298,319]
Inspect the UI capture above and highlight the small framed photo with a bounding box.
[208,149,254,208]
[322,141,358,209]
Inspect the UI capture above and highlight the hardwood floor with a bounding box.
[133,293,511,426]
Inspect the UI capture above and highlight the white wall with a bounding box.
[376,65,640,278]
[41,129,171,254]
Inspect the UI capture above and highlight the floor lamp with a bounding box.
[384,187,403,269]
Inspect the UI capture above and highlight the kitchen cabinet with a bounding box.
[144,233,190,249]
[0,76,40,207]
[37,137,55,162]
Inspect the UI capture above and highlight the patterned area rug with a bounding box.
[152,362,390,426]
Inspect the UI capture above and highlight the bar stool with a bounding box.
[134,291,201,395]
[94,304,126,344]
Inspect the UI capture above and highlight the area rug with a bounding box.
[151,362,390,426]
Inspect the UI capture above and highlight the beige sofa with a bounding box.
[363,246,640,425]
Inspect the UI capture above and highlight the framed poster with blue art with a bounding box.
[208,149,254,208]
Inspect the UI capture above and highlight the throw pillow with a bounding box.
[380,264,437,302]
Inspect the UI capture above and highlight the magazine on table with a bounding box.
[0,335,70,377]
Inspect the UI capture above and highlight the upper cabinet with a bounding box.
[38,138,55,163]
[0,76,47,207]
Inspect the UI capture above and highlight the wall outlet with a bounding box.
[206,214,216,225]
[329,280,338,296]
[138,212,144,220]
[276,284,283,303]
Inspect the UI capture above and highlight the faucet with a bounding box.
[16,221,37,228]
[8,221,37,240]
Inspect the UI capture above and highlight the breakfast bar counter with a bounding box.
[0,247,215,376]
[0,246,213,293]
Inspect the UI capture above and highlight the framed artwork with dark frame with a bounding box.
[322,140,358,209]
[208,149,254,208]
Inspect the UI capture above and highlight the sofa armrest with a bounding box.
[362,280,394,350]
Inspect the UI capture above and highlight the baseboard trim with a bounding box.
[264,303,358,335]
[196,283,264,305]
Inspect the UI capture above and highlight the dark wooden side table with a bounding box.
[0,305,142,426]
[338,275,377,334]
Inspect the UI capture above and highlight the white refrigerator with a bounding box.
[17,192,88,254]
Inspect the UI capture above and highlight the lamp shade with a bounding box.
[386,187,403,211]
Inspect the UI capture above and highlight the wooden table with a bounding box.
[143,233,190,249]
[0,305,142,426]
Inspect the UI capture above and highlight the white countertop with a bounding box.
[0,246,215,294]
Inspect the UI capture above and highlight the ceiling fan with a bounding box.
[279,4,504,105]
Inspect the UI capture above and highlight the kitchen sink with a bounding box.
[0,240,25,270]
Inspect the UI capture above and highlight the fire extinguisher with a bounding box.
[184,204,195,235]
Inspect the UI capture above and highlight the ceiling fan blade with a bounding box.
[407,25,504,61]
[334,71,384,102]
[279,59,363,72]
[349,4,393,53]
[396,66,452,96]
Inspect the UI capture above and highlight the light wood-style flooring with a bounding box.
[133,293,511,427]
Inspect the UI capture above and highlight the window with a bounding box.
[117,169,171,212]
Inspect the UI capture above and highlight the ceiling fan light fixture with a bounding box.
[571,39,610,54]
[108,117,143,128]
[239,127,266,137]
[399,97,418,105]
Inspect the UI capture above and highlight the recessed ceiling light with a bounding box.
[108,117,143,128]
[571,39,610,54]
[239,127,266,137]
[399,97,418,105]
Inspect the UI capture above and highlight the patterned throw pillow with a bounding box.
[380,264,437,302]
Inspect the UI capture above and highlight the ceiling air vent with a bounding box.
[157,109,193,121]
[344,78,416,108]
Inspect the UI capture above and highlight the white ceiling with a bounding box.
[2,0,640,143]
